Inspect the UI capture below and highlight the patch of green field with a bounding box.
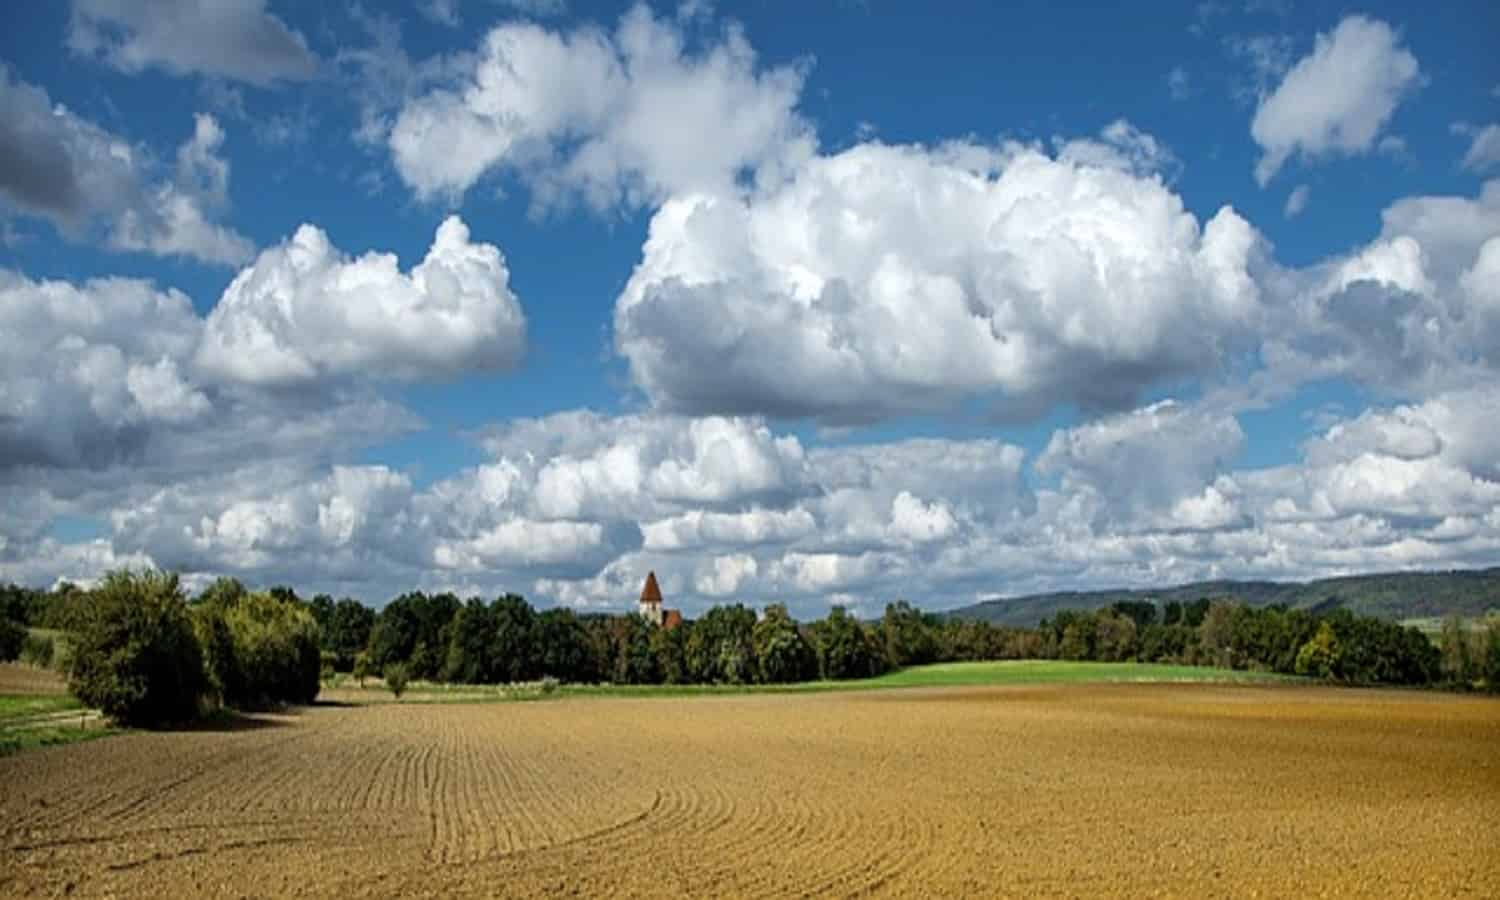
[0,725,113,757]
[862,660,1292,687]
[0,693,111,757]
[327,660,1291,705]
[0,694,83,722]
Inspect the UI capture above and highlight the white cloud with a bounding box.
[615,133,1262,423]
[478,411,806,521]
[695,553,758,596]
[67,0,319,85]
[109,113,255,265]
[1284,184,1309,218]
[0,269,207,469]
[1251,16,1421,185]
[0,71,253,265]
[198,216,525,385]
[1256,179,1500,396]
[388,5,813,210]
[642,507,815,551]
[1454,122,1500,173]
[1037,400,1245,528]
[7,390,1500,614]
[770,551,892,594]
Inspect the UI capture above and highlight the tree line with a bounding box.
[2,573,1497,726]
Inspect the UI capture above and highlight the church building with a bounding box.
[637,571,682,629]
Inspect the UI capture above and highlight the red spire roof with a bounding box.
[640,571,663,604]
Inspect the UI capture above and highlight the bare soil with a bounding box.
[1,683,1496,898]
[0,663,67,696]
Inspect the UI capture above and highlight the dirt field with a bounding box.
[2,684,1497,898]
[0,663,68,696]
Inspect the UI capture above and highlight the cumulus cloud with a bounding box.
[67,0,319,85]
[696,553,758,596]
[109,113,256,264]
[0,213,534,479]
[1037,400,1246,529]
[7,390,1500,614]
[388,4,813,210]
[1250,15,1421,185]
[475,411,807,521]
[0,265,425,528]
[615,132,1262,423]
[198,216,525,385]
[0,270,207,470]
[0,71,252,265]
[1258,179,1500,395]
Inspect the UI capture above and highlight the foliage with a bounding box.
[352,651,372,687]
[20,632,55,668]
[215,591,322,707]
[1439,615,1474,685]
[948,568,1500,627]
[0,618,24,662]
[878,601,939,668]
[17,567,1477,703]
[1294,622,1342,680]
[809,606,886,680]
[66,570,207,726]
[753,604,817,683]
[385,662,409,698]
[367,592,461,680]
[535,608,600,683]
[686,605,757,684]
[606,615,659,685]
[325,598,375,672]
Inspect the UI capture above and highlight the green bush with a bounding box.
[20,633,54,668]
[221,592,321,707]
[1295,622,1342,680]
[66,570,206,726]
[352,651,372,687]
[385,662,410,698]
[0,619,24,662]
[191,604,241,708]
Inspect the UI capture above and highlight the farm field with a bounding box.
[2,683,1497,897]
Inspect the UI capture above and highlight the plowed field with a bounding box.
[2,684,1497,897]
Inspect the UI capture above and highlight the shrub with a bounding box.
[1295,622,1342,680]
[0,618,24,661]
[191,604,241,708]
[385,662,410,698]
[20,633,54,668]
[66,570,206,726]
[221,592,322,707]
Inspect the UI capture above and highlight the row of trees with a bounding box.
[1,572,321,725]
[3,575,1496,727]
[327,589,1498,691]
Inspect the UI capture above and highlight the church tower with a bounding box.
[638,571,664,626]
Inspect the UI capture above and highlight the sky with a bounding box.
[1,0,1498,617]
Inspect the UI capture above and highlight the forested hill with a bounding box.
[944,568,1500,627]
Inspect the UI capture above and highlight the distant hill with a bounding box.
[943,567,1500,627]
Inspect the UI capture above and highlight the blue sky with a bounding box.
[1,0,1498,615]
